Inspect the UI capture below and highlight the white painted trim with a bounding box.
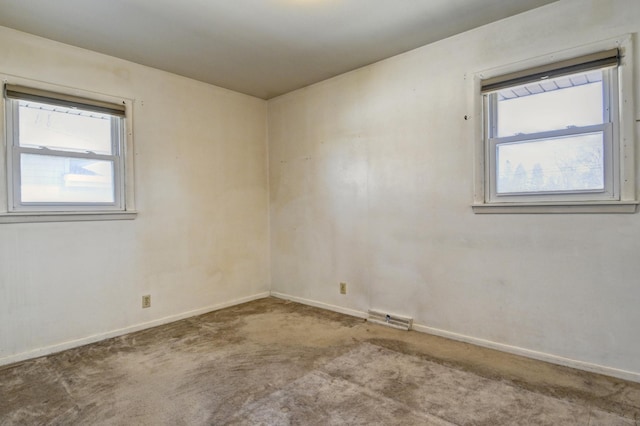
[0,74,137,222]
[0,210,138,223]
[6,290,638,384]
[472,201,638,214]
[270,292,367,319]
[412,323,640,384]
[471,34,638,214]
[270,291,640,383]
[0,291,270,368]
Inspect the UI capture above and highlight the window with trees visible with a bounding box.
[482,49,620,204]
[473,38,638,214]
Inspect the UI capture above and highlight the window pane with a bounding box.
[496,133,604,194]
[497,71,603,137]
[20,154,115,203]
[18,100,114,155]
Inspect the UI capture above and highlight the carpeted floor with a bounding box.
[1,298,639,425]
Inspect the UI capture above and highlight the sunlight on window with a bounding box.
[487,68,611,198]
[497,72,603,137]
[9,97,121,206]
[497,133,604,194]
[20,154,115,203]
[18,101,113,154]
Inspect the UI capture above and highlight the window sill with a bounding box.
[472,201,638,214]
[0,210,138,224]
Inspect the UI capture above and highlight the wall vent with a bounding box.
[367,310,413,331]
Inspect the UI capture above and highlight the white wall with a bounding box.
[268,0,640,381]
[0,27,270,364]
[3,0,640,383]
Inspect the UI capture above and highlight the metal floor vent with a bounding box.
[367,310,413,331]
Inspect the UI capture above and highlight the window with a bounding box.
[473,38,637,213]
[2,83,136,222]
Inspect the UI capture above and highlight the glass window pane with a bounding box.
[18,100,114,155]
[496,133,604,194]
[20,154,115,203]
[497,71,604,137]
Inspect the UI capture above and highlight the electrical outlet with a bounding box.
[340,282,347,295]
[142,294,151,308]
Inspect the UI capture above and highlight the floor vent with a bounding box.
[367,310,413,331]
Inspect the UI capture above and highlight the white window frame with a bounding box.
[471,35,637,214]
[0,77,136,223]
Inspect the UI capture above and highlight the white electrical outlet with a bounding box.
[142,295,151,308]
[340,282,347,295]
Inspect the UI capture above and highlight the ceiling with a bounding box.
[0,0,557,99]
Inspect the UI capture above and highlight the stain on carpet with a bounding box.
[227,343,635,426]
[1,298,639,425]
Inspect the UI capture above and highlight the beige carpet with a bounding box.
[1,298,639,425]
[227,343,633,425]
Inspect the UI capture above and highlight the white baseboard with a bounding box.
[5,290,639,384]
[271,291,640,384]
[412,324,640,384]
[270,292,368,319]
[0,292,270,368]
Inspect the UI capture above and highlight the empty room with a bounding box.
[1,0,640,424]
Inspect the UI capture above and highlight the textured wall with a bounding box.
[2,0,640,383]
[268,0,640,380]
[0,26,270,364]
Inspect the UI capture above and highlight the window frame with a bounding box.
[471,35,637,214]
[0,78,136,223]
[485,70,617,203]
